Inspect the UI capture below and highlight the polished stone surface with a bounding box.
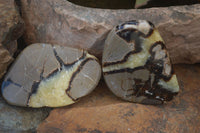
[102,20,179,104]
[1,43,101,107]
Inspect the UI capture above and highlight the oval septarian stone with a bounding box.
[102,20,179,104]
[1,43,101,107]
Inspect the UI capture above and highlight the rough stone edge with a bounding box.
[20,0,200,64]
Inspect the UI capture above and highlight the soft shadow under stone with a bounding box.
[67,0,135,9]
[0,96,51,132]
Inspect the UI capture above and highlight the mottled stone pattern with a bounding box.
[0,43,13,78]
[1,43,101,107]
[102,20,179,104]
[0,0,24,79]
[5,40,18,56]
[20,0,200,64]
[37,64,200,133]
[0,0,24,45]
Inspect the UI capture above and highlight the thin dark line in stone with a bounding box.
[103,50,140,67]
[103,27,154,67]
[53,47,65,68]
[27,83,42,106]
[8,78,22,87]
[116,24,154,41]
[103,38,142,67]
[103,40,172,81]
[39,59,46,80]
[64,51,87,67]
[52,46,86,67]
[116,20,139,31]
[32,49,86,86]
[147,21,155,28]
[117,29,137,42]
[115,20,155,36]
[28,59,47,105]
[66,92,79,101]
[29,82,40,97]
[103,66,145,75]
[149,41,166,53]
[45,48,86,80]
[27,48,87,105]
[2,78,22,92]
[145,27,154,38]
[104,57,173,82]
[66,58,96,100]
[120,28,154,40]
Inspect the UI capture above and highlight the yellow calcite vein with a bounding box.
[158,75,179,92]
[103,30,163,72]
[28,53,92,107]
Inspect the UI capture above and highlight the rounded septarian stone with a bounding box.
[102,20,179,104]
[1,43,101,107]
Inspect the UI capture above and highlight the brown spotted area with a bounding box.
[1,43,101,107]
[37,64,200,133]
[102,20,179,104]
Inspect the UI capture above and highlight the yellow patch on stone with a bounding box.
[103,29,163,73]
[158,75,179,93]
[28,53,92,107]
[144,29,164,45]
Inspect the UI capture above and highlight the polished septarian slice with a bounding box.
[102,20,179,104]
[1,43,101,107]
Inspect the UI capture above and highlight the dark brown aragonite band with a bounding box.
[1,43,101,107]
[102,20,179,104]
